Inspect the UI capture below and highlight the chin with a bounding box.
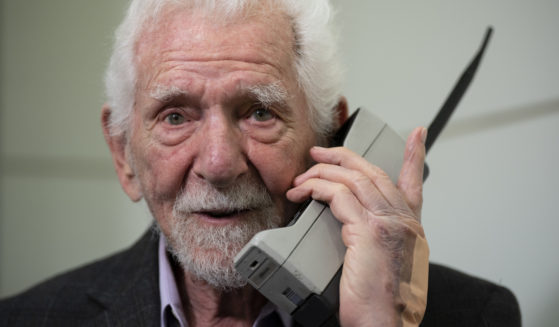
[165,206,281,290]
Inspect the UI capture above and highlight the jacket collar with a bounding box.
[85,227,161,326]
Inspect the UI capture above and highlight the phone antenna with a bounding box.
[425,27,493,153]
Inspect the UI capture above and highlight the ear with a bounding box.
[335,96,349,127]
[101,104,143,202]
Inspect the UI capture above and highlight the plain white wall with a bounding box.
[1,1,558,326]
[0,0,152,298]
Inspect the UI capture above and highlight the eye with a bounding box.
[165,112,185,125]
[251,107,275,122]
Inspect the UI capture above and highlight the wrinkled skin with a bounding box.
[102,5,428,327]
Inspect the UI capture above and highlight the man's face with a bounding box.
[124,7,318,286]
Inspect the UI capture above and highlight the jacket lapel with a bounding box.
[85,228,161,326]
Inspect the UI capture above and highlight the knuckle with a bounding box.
[338,146,363,163]
[310,163,328,176]
[351,171,372,192]
[335,183,351,196]
[372,165,390,180]
[337,146,354,156]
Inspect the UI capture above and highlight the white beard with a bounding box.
[165,175,282,290]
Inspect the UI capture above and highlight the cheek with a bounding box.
[132,137,193,203]
[248,137,313,204]
[133,143,193,235]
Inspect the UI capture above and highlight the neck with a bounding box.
[175,269,268,327]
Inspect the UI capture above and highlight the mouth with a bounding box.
[196,208,251,220]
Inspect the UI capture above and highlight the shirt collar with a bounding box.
[159,236,188,327]
[158,236,292,327]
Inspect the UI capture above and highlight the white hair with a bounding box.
[104,0,343,138]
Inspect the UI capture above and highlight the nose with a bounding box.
[192,110,248,187]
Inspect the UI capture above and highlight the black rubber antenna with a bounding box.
[425,27,493,153]
[422,27,493,181]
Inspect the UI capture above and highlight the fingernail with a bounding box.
[420,127,428,144]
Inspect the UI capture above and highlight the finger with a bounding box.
[301,146,411,214]
[286,178,368,226]
[293,162,411,215]
[397,127,427,220]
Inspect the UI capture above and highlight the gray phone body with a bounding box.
[233,108,405,323]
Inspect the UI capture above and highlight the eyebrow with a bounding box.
[149,82,289,107]
[245,82,289,107]
[149,85,189,102]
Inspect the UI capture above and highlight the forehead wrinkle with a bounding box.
[137,6,297,75]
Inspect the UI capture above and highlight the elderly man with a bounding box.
[0,0,520,326]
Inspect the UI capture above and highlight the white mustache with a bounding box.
[173,175,274,215]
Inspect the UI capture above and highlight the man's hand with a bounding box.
[287,127,429,327]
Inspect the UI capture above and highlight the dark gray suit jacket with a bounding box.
[0,230,521,326]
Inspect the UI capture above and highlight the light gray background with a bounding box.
[1,1,558,326]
